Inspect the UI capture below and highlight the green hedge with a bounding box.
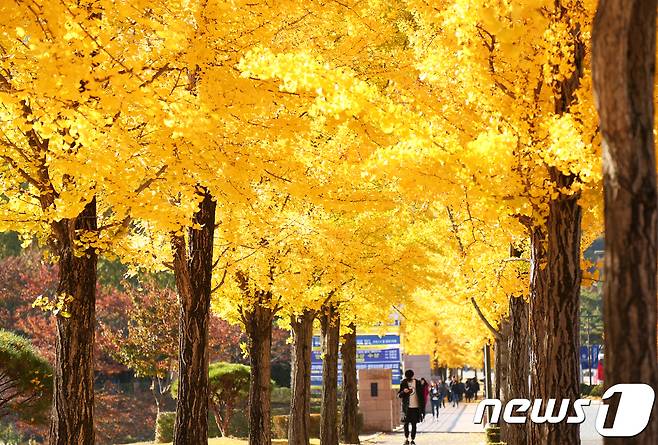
[155,411,236,442]
[589,384,604,397]
[0,421,29,445]
[0,330,52,424]
[155,412,175,443]
[272,412,363,439]
[485,425,501,444]
[580,383,592,396]
[157,410,361,441]
[272,414,321,439]
[272,386,292,405]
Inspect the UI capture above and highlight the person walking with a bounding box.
[450,376,460,407]
[429,381,441,419]
[465,378,473,402]
[438,379,448,408]
[398,369,426,445]
[457,378,466,403]
[420,377,430,419]
[472,378,481,400]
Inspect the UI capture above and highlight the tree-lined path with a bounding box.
[372,403,603,445]
[0,0,656,444]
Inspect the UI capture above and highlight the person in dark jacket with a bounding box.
[398,369,426,445]
[420,377,430,417]
[456,379,466,402]
[465,379,474,402]
[438,380,448,408]
[429,381,441,419]
[472,378,481,400]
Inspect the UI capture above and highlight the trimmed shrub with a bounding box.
[589,384,604,397]
[271,412,363,439]
[155,412,175,443]
[272,386,292,405]
[272,413,322,439]
[272,414,288,439]
[485,425,501,443]
[580,383,592,396]
[272,406,289,416]
[0,330,52,424]
[155,410,239,441]
[172,362,251,437]
[0,421,30,445]
[227,409,249,437]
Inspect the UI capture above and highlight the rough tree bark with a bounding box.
[172,189,216,445]
[243,298,274,445]
[528,6,586,443]
[504,295,529,445]
[288,310,316,445]
[49,198,98,445]
[320,303,340,445]
[495,318,511,439]
[529,194,582,445]
[341,322,360,445]
[592,1,658,443]
[495,319,511,401]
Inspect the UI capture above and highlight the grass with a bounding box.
[122,438,321,445]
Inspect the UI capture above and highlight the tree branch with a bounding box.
[470,297,500,339]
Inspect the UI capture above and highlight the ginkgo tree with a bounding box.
[6,3,654,445]
[240,3,606,445]
[400,2,602,443]
[207,168,438,445]
[0,1,197,442]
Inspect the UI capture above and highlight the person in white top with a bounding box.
[398,369,427,445]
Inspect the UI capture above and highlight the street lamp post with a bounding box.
[483,344,493,423]
[581,313,594,386]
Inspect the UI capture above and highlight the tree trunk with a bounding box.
[172,190,216,445]
[495,318,511,439]
[592,1,658,443]
[151,377,162,415]
[529,187,582,445]
[528,6,586,443]
[289,310,315,445]
[320,304,340,445]
[210,403,224,437]
[341,322,360,445]
[49,198,97,445]
[244,300,273,445]
[495,320,510,401]
[505,296,529,445]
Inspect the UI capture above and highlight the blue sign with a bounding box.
[311,334,402,386]
[311,363,402,386]
[580,345,601,369]
[310,348,400,364]
[356,335,401,346]
[312,334,401,348]
[358,348,401,363]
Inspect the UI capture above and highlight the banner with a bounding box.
[580,345,601,369]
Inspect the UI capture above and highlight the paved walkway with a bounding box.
[367,403,486,445]
[414,402,485,433]
[367,432,484,445]
[366,402,604,445]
